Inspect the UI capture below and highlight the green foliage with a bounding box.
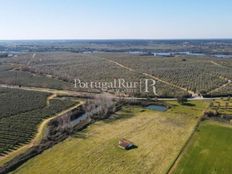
[0,88,49,118]
[2,52,232,97]
[7,53,190,97]
[0,88,75,155]
[208,83,232,97]
[208,99,232,115]
[101,54,232,96]
[12,101,209,174]
[177,96,188,105]
[0,63,72,90]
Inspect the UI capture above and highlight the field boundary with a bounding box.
[101,57,198,97]
[166,113,205,174]
[0,84,97,98]
[0,83,227,101]
[207,80,231,94]
[0,101,84,166]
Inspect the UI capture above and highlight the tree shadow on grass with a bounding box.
[182,103,196,107]
[71,129,88,139]
[103,108,145,124]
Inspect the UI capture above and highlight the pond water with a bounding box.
[145,105,167,112]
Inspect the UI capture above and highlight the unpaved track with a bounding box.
[47,93,57,106]
[210,60,224,67]
[0,84,96,98]
[0,83,224,101]
[208,80,231,94]
[0,83,89,163]
[0,100,84,163]
[207,60,232,94]
[102,58,198,97]
[0,82,224,167]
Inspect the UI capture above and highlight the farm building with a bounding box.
[118,139,137,150]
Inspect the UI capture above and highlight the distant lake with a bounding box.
[215,54,232,58]
[129,51,232,58]
[153,51,205,57]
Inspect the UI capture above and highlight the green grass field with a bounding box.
[174,121,232,174]
[13,101,208,174]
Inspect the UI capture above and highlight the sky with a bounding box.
[0,0,232,40]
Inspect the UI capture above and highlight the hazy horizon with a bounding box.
[1,0,232,40]
[1,38,232,41]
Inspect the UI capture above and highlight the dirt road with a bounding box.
[102,58,198,97]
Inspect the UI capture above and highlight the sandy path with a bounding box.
[0,101,84,164]
[103,58,198,97]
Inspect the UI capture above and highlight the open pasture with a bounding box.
[13,100,208,174]
[174,121,232,174]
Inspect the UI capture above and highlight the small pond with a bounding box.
[145,105,167,112]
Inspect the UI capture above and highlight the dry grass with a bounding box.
[13,101,208,174]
